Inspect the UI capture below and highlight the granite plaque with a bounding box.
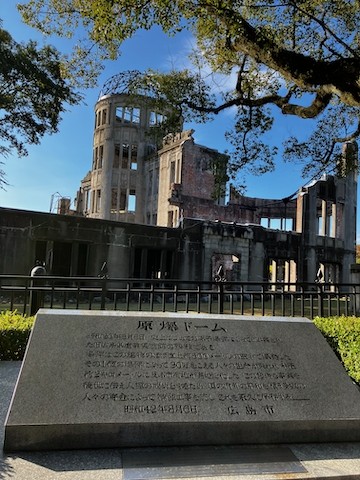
[4,309,360,452]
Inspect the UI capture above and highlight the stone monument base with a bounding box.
[4,310,360,452]
[2,359,360,479]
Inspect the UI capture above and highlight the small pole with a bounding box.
[30,261,46,315]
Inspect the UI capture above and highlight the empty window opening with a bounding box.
[119,190,127,211]
[95,189,101,212]
[144,249,172,279]
[98,145,103,169]
[318,205,334,237]
[269,259,297,288]
[114,144,120,168]
[169,161,176,186]
[77,243,88,276]
[52,242,72,277]
[128,189,136,212]
[149,111,166,126]
[131,144,138,170]
[261,218,292,231]
[91,190,95,213]
[122,143,129,169]
[124,107,132,123]
[111,188,118,213]
[35,240,47,267]
[102,109,107,125]
[116,106,122,122]
[167,211,174,228]
[93,147,98,170]
[116,106,141,124]
[132,108,140,124]
[85,189,90,213]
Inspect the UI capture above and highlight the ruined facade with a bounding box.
[0,141,357,285]
[74,87,299,231]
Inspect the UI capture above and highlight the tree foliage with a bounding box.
[0,23,79,187]
[18,0,360,182]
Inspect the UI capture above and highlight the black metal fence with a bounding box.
[1,275,360,319]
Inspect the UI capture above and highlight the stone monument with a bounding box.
[4,309,360,452]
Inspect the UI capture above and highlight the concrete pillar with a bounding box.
[289,260,297,287]
[284,260,290,284]
[271,259,277,289]
[99,139,113,220]
[331,203,337,237]
[307,186,318,245]
[307,249,317,283]
[248,242,265,284]
[321,200,327,236]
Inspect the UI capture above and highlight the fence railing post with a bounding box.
[317,284,324,317]
[218,282,224,314]
[100,277,107,310]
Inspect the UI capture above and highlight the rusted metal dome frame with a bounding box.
[98,70,158,99]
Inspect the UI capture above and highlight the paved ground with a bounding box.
[2,361,360,480]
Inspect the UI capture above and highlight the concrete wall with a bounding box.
[0,208,200,282]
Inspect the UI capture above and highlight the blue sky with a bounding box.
[0,3,357,235]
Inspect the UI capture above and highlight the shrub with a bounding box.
[0,310,35,360]
[314,316,360,384]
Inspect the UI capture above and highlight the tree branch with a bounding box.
[288,0,359,59]
[334,119,360,144]
[280,91,332,118]
[183,88,331,119]
[215,8,360,106]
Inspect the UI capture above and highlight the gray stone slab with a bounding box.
[1,362,122,479]
[122,445,306,479]
[4,310,360,452]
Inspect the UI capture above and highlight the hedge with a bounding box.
[313,316,360,384]
[0,310,35,360]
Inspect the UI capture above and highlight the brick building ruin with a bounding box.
[0,74,357,285]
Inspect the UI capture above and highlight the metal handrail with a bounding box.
[0,275,359,318]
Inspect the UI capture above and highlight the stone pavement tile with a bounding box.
[291,442,360,479]
[120,443,360,480]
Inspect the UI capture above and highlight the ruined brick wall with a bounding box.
[157,130,229,227]
[179,196,257,223]
[180,141,219,200]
